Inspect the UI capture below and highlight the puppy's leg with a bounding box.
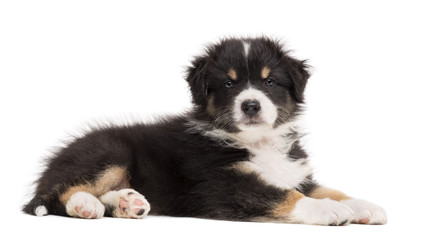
[308,186,351,201]
[100,189,150,219]
[272,190,354,225]
[308,186,387,224]
[65,191,105,219]
[59,166,130,219]
[201,172,353,225]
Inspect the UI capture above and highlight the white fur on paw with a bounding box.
[66,192,105,219]
[100,188,150,219]
[290,197,354,226]
[341,199,387,225]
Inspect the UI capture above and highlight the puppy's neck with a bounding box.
[204,121,299,152]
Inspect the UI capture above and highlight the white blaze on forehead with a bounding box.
[243,41,250,57]
[233,88,278,126]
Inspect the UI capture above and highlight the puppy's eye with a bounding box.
[225,81,234,88]
[264,78,274,86]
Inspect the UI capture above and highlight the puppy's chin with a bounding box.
[237,118,274,131]
[239,118,263,126]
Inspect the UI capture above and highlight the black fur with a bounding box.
[23,37,317,221]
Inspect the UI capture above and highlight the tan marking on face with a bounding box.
[309,187,351,201]
[261,66,271,79]
[272,190,305,218]
[227,68,237,80]
[60,166,129,204]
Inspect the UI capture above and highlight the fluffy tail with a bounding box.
[23,195,49,216]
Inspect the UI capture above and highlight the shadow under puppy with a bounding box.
[23,37,387,225]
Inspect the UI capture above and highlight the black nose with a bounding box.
[241,100,261,117]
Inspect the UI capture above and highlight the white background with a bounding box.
[1,0,421,239]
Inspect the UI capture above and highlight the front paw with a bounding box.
[289,197,354,226]
[341,199,387,225]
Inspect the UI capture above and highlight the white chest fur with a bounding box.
[243,145,312,189]
[207,124,313,190]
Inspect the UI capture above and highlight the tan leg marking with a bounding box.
[272,190,305,218]
[227,68,237,80]
[261,66,271,79]
[60,185,89,205]
[60,166,129,205]
[309,187,351,201]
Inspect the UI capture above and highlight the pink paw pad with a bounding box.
[117,190,149,218]
[357,217,370,224]
[66,192,105,219]
[75,205,98,218]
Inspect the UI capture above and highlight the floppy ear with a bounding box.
[285,58,311,103]
[185,56,209,105]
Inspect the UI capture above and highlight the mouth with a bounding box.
[238,116,265,126]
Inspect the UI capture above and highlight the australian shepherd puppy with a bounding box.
[23,37,387,225]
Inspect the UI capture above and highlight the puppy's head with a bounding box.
[186,37,310,133]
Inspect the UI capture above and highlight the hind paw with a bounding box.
[100,189,150,219]
[66,192,105,219]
